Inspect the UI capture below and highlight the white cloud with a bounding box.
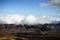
[0,14,25,24]
[0,14,60,24]
[37,16,59,24]
[40,3,50,7]
[25,15,38,24]
[40,0,60,8]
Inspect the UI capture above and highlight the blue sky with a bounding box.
[0,0,60,18]
[0,0,60,24]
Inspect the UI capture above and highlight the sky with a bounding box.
[0,0,60,24]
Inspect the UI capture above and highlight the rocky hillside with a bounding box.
[0,22,60,37]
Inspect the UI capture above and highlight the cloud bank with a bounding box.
[40,0,60,8]
[0,14,60,24]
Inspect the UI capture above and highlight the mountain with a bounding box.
[0,23,60,37]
